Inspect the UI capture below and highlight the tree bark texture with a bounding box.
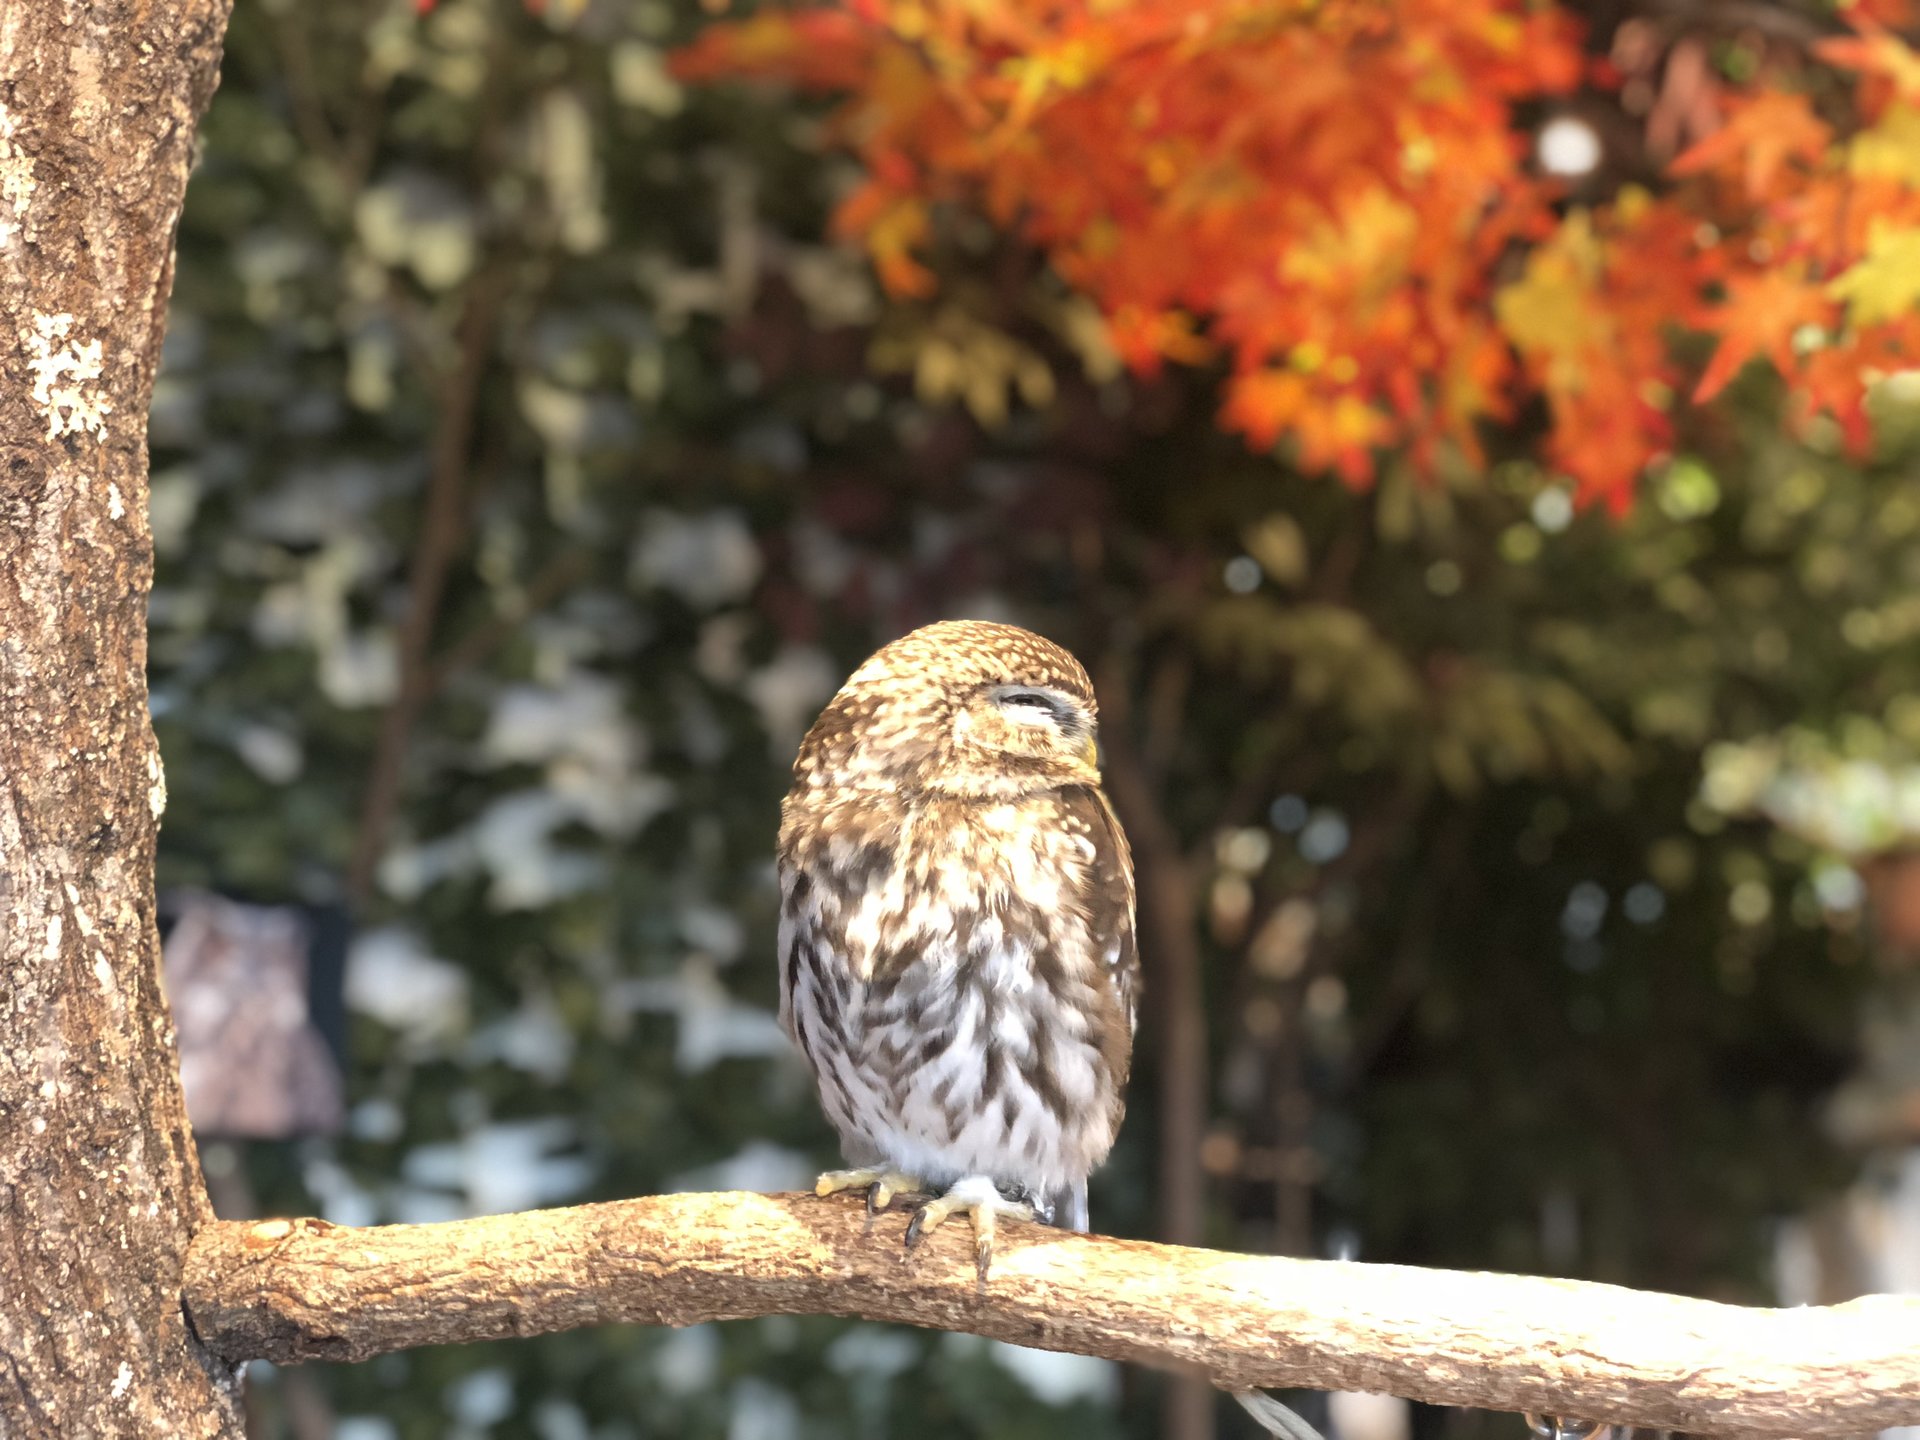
[0,2,238,1436]
[184,1190,1920,1438]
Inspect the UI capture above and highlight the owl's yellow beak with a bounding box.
[1081,736,1100,770]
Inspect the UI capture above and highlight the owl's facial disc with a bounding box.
[936,682,1099,789]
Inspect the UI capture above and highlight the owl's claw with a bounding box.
[814,1167,928,1215]
[903,1175,1033,1283]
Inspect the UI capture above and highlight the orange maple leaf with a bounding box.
[1815,21,1920,103]
[669,10,877,92]
[1671,90,1832,199]
[1693,267,1831,402]
[670,1,1920,510]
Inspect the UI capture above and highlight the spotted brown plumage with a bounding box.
[777,619,1138,1276]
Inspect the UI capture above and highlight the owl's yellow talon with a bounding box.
[814,1167,926,1211]
[902,1198,945,1248]
[903,1176,1031,1282]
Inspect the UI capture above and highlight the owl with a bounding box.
[776,620,1139,1280]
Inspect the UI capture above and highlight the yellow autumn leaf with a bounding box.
[1495,212,1612,391]
[1828,221,1920,326]
[1849,102,1920,185]
[865,195,936,297]
[1281,187,1417,297]
[1244,514,1310,587]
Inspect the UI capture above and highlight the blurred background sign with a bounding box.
[161,892,348,1141]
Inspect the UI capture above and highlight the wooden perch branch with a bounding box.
[183,1190,1920,1436]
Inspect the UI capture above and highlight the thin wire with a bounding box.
[1233,1391,1329,1440]
[1525,1414,1613,1440]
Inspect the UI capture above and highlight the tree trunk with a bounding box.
[0,3,238,1435]
[1093,674,1217,1440]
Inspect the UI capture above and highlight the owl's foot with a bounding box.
[903,1175,1032,1283]
[814,1166,929,1216]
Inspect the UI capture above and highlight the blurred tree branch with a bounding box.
[263,0,389,206]
[183,1191,1920,1437]
[340,8,532,911]
[344,257,514,907]
[422,545,594,698]
[1096,654,1217,1440]
[1631,0,1836,44]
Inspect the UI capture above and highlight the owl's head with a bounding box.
[794,620,1102,797]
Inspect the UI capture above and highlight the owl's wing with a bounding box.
[1064,784,1139,1041]
[1039,785,1136,1236]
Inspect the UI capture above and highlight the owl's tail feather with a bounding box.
[1047,1180,1089,1233]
